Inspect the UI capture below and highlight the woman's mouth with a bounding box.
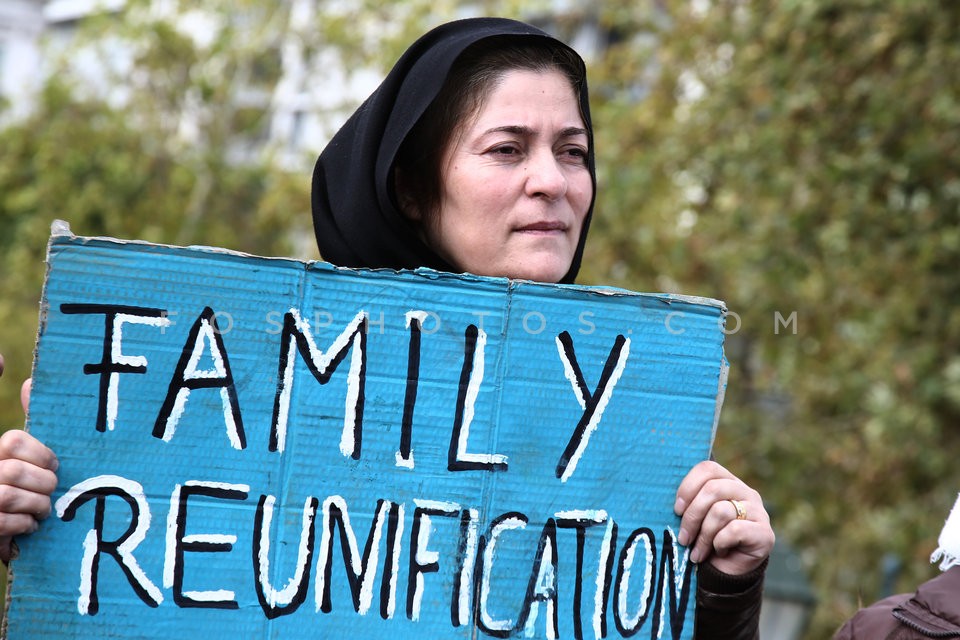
[516,221,567,234]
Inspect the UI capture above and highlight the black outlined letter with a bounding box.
[450,507,480,628]
[254,494,319,618]
[556,510,617,640]
[555,331,630,482]
[271,309,367,457]
[474,512,528,637]
[165,480,249,609]
[61,304,170,432]
[397,311,425,468]
[315,496,391,615]
[651,529,693,640]
[407,500,459,622]
[153,307,246,449]
[55,475,163,614]
[448,324,507,472]
[515,518,559,638]
[613,527,656,637]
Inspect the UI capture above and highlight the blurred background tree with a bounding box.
[1,1,958,638]
[581,1,960,637]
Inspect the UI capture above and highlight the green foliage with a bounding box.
[0,5,315,428]
[582,1,960,637]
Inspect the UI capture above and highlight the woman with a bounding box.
[311,16,773,638]
[0,16,773,638]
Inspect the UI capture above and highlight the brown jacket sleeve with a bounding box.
[694,559,768,639]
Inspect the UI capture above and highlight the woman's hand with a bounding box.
[0,361,59,564]
[674,460,774,576]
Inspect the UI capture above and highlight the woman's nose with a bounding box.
[524,149,568,200]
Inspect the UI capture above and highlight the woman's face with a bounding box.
[423,69,592,283]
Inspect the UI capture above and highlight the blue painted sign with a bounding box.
[5,230,728,640]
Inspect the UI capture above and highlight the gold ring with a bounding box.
[728,499,747,520]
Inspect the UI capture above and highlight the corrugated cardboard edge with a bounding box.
[0,556,12,640]
[0,220,74,638]
[26,220,76,428]
[40,219,728,309]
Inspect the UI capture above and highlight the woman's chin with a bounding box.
[493,258,572,283]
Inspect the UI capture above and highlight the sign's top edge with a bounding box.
[47,221,727,311]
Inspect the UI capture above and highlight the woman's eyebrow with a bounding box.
[482,125,589,137]
[559,126,589,138]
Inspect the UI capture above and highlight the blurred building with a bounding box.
[0,1,619,164]
[0,0,45,122]
[0,0,384,165]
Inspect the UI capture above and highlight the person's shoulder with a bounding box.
[913,564,960,599]
[833,593,910,640]
[835,569,960,639]
[896,566,960,633]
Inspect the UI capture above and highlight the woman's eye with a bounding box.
[562,147,589,163]
[491,145,521,156]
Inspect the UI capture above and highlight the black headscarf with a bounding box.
[311,17,596,284]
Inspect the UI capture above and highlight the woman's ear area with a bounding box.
[393,167,422,222]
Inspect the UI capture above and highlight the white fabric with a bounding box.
[931,493,960,571]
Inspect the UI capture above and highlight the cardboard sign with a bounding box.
[4,230,728,640]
